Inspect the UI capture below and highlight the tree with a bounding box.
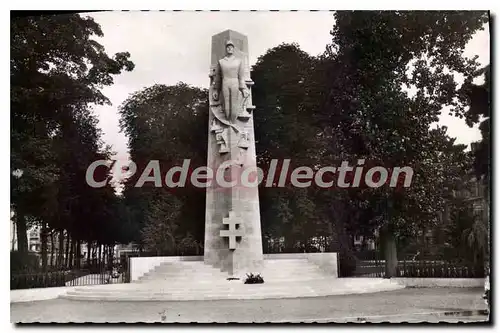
[252,43,330,252]
[461,65,490,183]
[11,13,134,261]
[323,11,488,276]
[141,193,182,255]
[119,83,209,249]
[458,64,490,271]
[443,196,486,273]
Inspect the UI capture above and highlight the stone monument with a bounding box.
[204,30,263,277]
[58,31,381,304]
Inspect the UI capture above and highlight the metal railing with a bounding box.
[11,258,129,290]
[11,269,127,290]
[351,259,484,278]
[396,260,484,278]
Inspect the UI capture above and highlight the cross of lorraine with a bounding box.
[220,210,244,250]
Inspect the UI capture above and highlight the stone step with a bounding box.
[149,268,224,275]
[139,275,226,280]
[61,293,310,302]
[261,267,324,273]
[67,286,300,295]
[140,269,227,277]
[136,258,332,283]
[251,274,327,279]
[148,267,222,274]
[138,261,330,283]
[142,274,226,280]
[261,275,326,280]
[64,290,298,297]
[142,270,324,279]
[261,274,329,280]
[149,262,219,268]
[263,259,311,263]
[59,278,405,301]
[139,262,224,279]
[263,267,324,272]
[68,279,395,295]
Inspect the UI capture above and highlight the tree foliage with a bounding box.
[460,64,490,182]
[119,83,208,253]
[12,11,489,276]
[248,11,489,276]
[11,13,134,266]
[252,43,330,252]
[320,11,488,275]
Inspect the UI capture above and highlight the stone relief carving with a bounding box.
[209,40,255,159]
[212,40,249,123]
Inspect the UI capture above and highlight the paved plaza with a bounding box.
[11,287,488,323]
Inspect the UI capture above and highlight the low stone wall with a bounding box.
[129,255,203,281]
[263,252,338,278]
[11,286,77,303]
[306,253,338,277]
[393,278,485,288]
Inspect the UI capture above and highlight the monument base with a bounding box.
[129,253,337,282]
[59,253,405,301]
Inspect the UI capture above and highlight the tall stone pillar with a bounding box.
[204,30,263,277]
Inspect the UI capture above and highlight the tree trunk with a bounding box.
[483,180,490,274]
[91,243,96,266]
[87,241,91,268]
[68,236,74,269]
[335,221,357,276]
[64,233,70,268]
[382,226,398,278]
[103,245,107,268]
[41,222,48,272]
[11,220,16,251]
[109,245,114,269]
[50,231,55,268]
[76,239,81,269]
[98,243,102,267]
[284,233,294,252]
[58,230,64,268]
[361,236,367,251]
[16,212,28,253]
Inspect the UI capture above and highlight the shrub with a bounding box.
[10,251,40,274]
[354,250,377,260]
[10,271,67,290]
[337,251,357,277]
[244,273,264,284]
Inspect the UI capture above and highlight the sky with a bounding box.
[86,11,490,167]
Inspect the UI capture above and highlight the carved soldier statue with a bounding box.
[212,40,249,123]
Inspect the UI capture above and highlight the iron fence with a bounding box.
[11,269,126,290]
[396,260,484,278]
[350,259,484,278]
[11,271,69,290]
[11,257,129,290]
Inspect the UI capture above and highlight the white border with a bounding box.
[3,1,496,332]
[5,0,496,10]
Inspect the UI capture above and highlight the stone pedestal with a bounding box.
[204,30,263,277]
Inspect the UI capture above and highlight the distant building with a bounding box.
[420,174,488,256]
[448,175,487,220]
[353,235,376,251]
[11,220,88,266]
[10,219,19,251]
[115,243,140,258]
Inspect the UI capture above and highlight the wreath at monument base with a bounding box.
[244,273,264,284]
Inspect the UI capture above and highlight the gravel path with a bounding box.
[11,287,487,323]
